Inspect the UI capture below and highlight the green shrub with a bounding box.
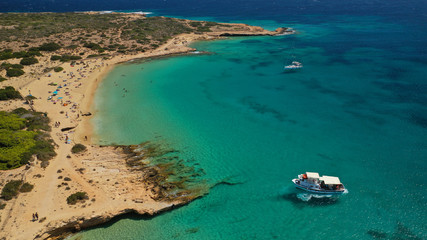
[189,21,202,27]
[204,21,218,27]
[66,45,79,49]
[0,109,56,170]
[38,42,61,51]
[0,202,5,209]
[0,86,22,100]
[28,50,42,57]
[9,110,50,131]
[12,51,41,58]
[20,57,39,65]
[0,50,13,60]
[54,67,63,72]
[1,63,24,70]
[71,144,86,154]
[50,55,61,61]
[66,192,88,205]
[87,54,109,59]
[40,160,49,168]
[11,107,29,116]
[0,76,6,82]
[0,129,37,169]
[1,180,23,200]
[19,182,34,192]
[197,26,212,32]
[25,95,37,101]
[32,137,56,161]
[11,51,28,58]
[0,111,26,130]
[6,68,24,77]
[83,42,102,50]
[11,64,24,69]
[69,56,82,60]
[24,112,50,131]
[58,55,82,62]
[0,63,12,70]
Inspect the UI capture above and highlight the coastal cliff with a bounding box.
[0,12,293,240]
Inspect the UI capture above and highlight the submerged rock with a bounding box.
[119,141,209,202]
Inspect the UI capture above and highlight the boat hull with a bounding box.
[292,179,346,195]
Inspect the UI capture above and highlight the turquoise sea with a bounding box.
[57,4,427,240]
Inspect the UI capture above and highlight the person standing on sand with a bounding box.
[32,213,35,221]
[35,212,38,220]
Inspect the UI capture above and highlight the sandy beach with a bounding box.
[0,18,291,239]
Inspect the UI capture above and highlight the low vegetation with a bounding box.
[37,42,62,51]
[0,108,56,170]
[53,67,63,72]
[0,86,22,100]
[87,54,110,59]
[0,13,223,59]
[0,76,6,82]
[1,62,25,77]
[83,42,102,50]
[19,182,34,192]
[50,55,61,61]
[20,56,39,65]
[50,55,82,62]
[0,49,41,60]
[1,62,23,70]
[189,21,217,32]
[71,143,86,154]
[1,180,23,200]
[66,192,88,205]
[1,180,34,200]
[6,68,25,77]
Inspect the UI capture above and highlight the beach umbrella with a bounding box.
[53,91,58,95]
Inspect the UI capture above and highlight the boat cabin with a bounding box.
[294,172,346,193]
[319,175,344,190]
[302,172,320,183]
[301,172,344,190]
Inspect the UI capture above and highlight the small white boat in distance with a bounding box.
[292,172,347,195]
[284,61,303,70]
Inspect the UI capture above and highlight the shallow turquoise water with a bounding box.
[76,16,426,240]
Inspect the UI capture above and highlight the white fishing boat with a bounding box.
[292,172,347,195]
[284,61,303,70]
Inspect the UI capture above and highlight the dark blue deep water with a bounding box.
[2,1,426,239]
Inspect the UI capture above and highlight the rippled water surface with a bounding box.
[51,1,427,239]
